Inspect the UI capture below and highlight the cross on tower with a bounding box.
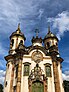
[35,29,39,37]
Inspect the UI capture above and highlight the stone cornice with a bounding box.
[56,57,64,63]
[4,55,14,62]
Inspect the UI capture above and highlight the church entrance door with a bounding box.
[32,81,44,92]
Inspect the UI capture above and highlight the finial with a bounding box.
[48,25,51,34]
[35,29,39,37]
[17,23,21,33]
[18,23,20,29]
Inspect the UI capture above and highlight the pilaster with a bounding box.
[16,58,22,92]
[52,56,61,92]
[16,37,18,48]
[9,63,14,92]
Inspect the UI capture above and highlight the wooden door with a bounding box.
[32,81,44,92]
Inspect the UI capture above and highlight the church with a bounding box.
[4,24,64,92]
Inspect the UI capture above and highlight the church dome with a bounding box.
[31,29,42,44]
[31,36,42,43]
[10,23,26,40]
[43,26,58,41]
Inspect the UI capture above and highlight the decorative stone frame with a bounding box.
[23,62,31,76]
[28,64,47,92]
[44,63,52,77]
[28,75,47,92]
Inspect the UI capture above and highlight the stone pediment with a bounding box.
[27,45,47,56]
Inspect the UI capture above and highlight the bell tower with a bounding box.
[9,23,26,54]
[43,26,64,92]
[43,26,58,50]
[4,24,26,92]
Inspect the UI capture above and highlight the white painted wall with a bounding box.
[4,62,12,92]
[58,62,64,92]
[4,49,64,92]
[20,50,56,92]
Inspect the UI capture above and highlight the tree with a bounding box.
[0,84,3,92]
[63,80,69,92]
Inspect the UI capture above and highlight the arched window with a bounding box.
[47,41,51,48]
[45,63,51,77]
[56,42,58,46]
[5,81,7,87]
[20,40,23,44]
[23,62,31,76]
[47,42,50,47]
[11,39,14,47]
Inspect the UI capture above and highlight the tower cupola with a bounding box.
[43,26,58,49]
[9,23,26,54]
[31,29,42,46]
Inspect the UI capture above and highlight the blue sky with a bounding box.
[0,0,69,84]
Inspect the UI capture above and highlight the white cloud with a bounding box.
[0,0,43,35]
[0,43,7,56]
[0,59,6,69]
[38,9,44,19]
[0,70,6,84]
[48,11,69,40]
[0,0,49,30]
[64,71,69,75]
[0,0,38,22]
[0,61,5,69]
[62,71,69,81]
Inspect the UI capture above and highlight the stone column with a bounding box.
[52,57,61,92]
[16,59,22,92]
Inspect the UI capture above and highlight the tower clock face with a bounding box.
[32,51,43,63]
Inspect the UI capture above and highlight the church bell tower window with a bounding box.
[5,81,7,87]
[10,39,14,49]
[11,39,14,47]
[20,40,23,44]
[47,42,51,48]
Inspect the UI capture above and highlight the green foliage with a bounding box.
[63,80,69,92]
[0,84,3,92]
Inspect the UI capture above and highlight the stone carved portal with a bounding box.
[28,64,47,92]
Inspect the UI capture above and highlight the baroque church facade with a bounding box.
[4,24,64,92]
